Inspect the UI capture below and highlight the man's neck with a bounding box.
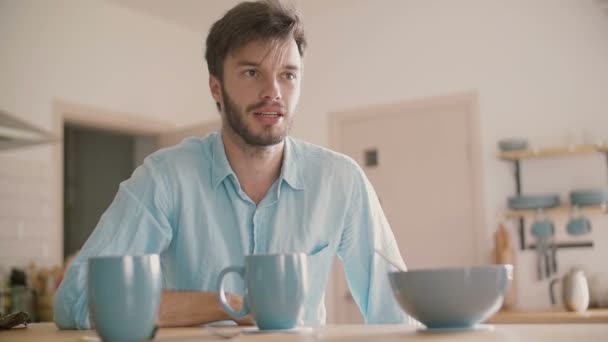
[222,131,285,205]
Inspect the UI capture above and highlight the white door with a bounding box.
[328,94,483,323]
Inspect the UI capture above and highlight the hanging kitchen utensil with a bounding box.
[549,221,557,275]
[531,210,555,280]
[543,237,552,278]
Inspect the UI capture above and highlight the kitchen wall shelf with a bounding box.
[499,144,608,161]
[505,204,608,219]
[499,143,608,250]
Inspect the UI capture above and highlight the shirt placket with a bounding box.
[227,174,257,255]
[252,206,264,254]
[252,180,281,254]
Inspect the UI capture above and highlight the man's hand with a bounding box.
[158,291,254,327]
[225,293,255,326]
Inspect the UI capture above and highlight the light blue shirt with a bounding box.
[54,132,408,329]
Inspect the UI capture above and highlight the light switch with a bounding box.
[365,149,378,167]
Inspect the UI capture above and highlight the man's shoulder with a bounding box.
[288,137,360,171]
[145,134,215,169]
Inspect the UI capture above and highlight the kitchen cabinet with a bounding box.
[0,108,56,150]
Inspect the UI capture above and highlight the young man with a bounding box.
[54,0,408,329]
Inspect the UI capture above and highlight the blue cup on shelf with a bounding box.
[566,206,592,236]
[530,210,557,280]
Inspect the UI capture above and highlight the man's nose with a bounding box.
[260,78,281,101]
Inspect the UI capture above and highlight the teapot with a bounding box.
[549,267,589,312]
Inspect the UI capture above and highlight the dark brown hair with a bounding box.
[205,0,306,80]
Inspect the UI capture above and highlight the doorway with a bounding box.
[62,124,158,258]
[53,100,222,262]
[327,92,485,323]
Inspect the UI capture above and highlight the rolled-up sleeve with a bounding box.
[54,158,173,329]
[337,163,410,324]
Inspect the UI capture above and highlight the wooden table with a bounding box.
[488,308,608,324]
[2,322,607,341]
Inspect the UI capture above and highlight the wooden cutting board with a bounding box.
[494,222,516,309]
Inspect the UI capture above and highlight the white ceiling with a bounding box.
[104,0,341,34]
[105,0,242,33]
[599,0,608,15]
[106,0,608,36]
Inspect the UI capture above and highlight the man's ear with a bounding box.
[209,76,223,111]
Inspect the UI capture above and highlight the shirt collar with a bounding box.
[280,136,304,191]
[210,132,235,189]
[210,133,304,191]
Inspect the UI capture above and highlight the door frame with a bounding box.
[326,91,486,323]
[51,99,174,262]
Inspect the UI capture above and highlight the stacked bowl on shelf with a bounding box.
[507,189,608,235]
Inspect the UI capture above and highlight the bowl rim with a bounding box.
[388,264,513,275]
[508,193,560,201]
[570,188,608,195]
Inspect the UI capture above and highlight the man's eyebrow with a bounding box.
[236,60,300,71]
[284,64,300,71]
[236,60,260,68]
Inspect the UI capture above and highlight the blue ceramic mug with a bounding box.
[88,255,162,342]
[217,253,308,330]
[567,216,592,236]
[566,206,592,236]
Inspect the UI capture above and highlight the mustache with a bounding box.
[245,100,287,113]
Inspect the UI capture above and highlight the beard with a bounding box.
[221,84,293,147]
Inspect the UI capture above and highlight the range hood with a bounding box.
[0,108,56,150]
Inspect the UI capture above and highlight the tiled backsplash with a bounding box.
[0,155,60,270]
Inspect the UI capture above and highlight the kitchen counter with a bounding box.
[2,322,608,342]
[487,308,608,324]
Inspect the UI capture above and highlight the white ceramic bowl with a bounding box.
[388,265,513,329]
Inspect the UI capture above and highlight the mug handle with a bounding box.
[217,266,249,319]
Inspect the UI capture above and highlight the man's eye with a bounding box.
[245,70,257,77]
[284,72,297,80]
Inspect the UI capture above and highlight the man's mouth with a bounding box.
[253,111,284,117]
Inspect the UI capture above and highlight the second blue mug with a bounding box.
[217,253,308,330]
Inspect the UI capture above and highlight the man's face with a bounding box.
[211,39,302,146]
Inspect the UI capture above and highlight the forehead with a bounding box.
[226,38,302,69]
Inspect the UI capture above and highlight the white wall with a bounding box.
[296,0,608,310]
[0,0,213,154]
[0,155,55,269]
[0,0,214,269]
[2,0,608,310]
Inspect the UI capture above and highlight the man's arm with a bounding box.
[158,291,254,327]
[337,163,412,324]
[55,160,174,329]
